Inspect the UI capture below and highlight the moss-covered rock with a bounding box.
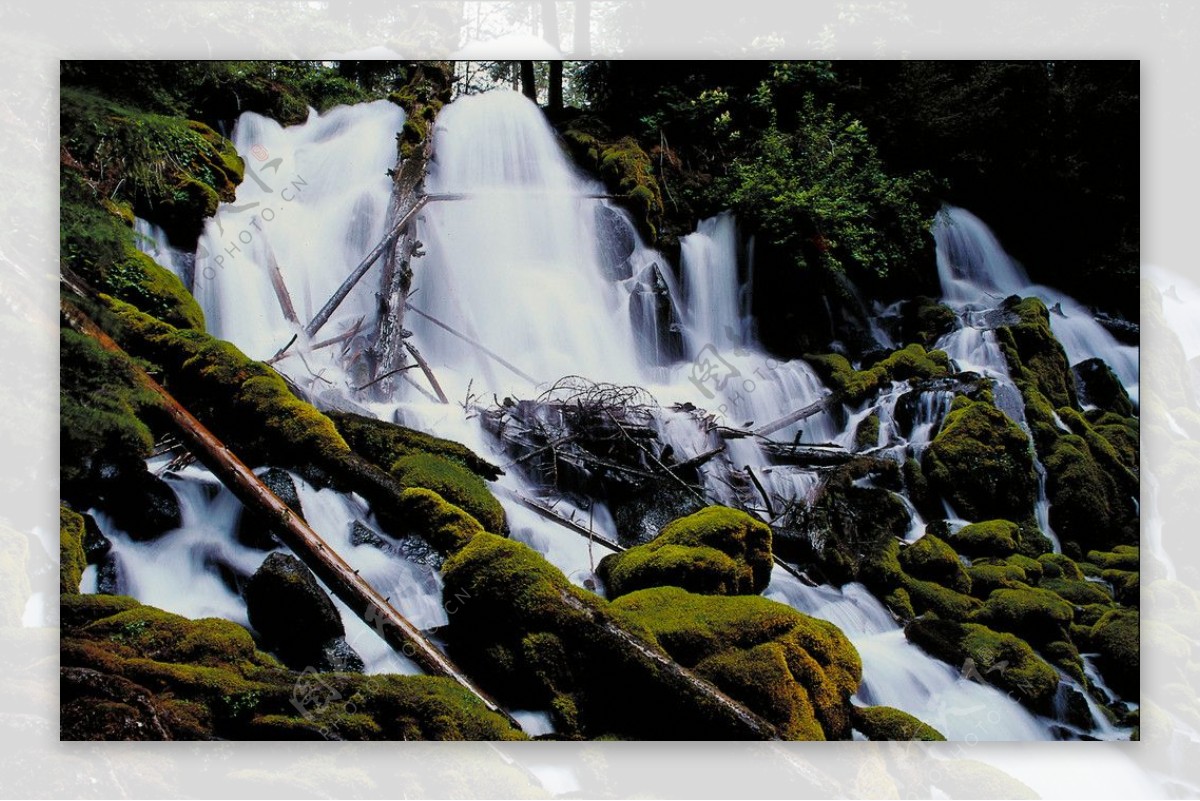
[900,296,960,348]
[390,453,505,534]
[971,586,1074,645]
[852,704,946,741]
[61,594,524,740]
[948,520,1020,558]
[905,619,1060,714]
[806,344,950,406]
[853,413,880,451]
[611,586,861,740]
[562,123,663,242]
[898,533,971,594]
[1040,576,1113,606]
[1086,545,1139,572]
[60,505,88,595]
[1084,608,1138,700]
[395,487,486,554]
[1044,432,1136,551]
[597,506,773,599]
[861,538,981,622]
[328,410,501,480]
[1073,358,1135,417]
[1101,568,1139,607]
[996,296,1077,409]
[965,563,1029,597]
[922,395,1036,522]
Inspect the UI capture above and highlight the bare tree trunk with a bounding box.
[548,61,564,113]
[520,60,537,102]
[541,0,559,47]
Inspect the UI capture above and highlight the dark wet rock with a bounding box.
[244,553,348,670]
[60,667,173,741]
[1073,358,1135,417]
[80,512,111,564]
[595,203,636,280]
[236,468,301,550]
[93,459,181,541]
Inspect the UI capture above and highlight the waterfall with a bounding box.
[106,92,1133,741]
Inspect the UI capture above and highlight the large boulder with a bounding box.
[1073,358,1135,417]
[597,506,773,599]
[243,553,361,672]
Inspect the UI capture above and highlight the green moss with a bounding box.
[395,487,485,554]
[1086,545,1139,572]
[806,344,949,406]
[612,586,861,740]
[996,296,1077,409]
[793,475,910,585]
[971,586,1074,645]
[966,564,1029,597]
[899,534,971,594]
[853,413,880,451]
[60,327,161,491]
[1038,553,1085,581]
[1004,553,1044,582]
[346,674,526,741]
[949,520,1019,558]
[83,605,271,670]
[1074,358,1135,417]
[104,299,349,469]
[328,410,501,479]
[598,506,773,599]
[853,705,945,741]
[390,453,505,533]
[922,395,1036,522]
[61,87,243,246]
[861,539,981,621]
[563,124,663,241]
[60,592,142,628]
[905,619,1060,714]
[1101,568,1139,606]
[1040,576,1113,606]
[1042,639,1086,685]
[60,505,88,595]
[1087,608,1139,699]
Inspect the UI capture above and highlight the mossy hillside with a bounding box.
[905,618,1061,714]
[103,298,349,470]
[60,327,163,496]
[611,586,862,740]
[562,121,664,243]
[598,506,774,599]
[61,173,204,330]
[60,505,88,595]
[389,453,506,534]
[60,594,525,741]
[860,538,981,622]
[805,344,950,406]
[328,410,502,480]
[995,296,1077,409]
[61,86,244,247]
[852,704,945,741]
[922,395,1036,523]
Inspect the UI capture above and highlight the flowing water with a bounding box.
[113,90,1138,740]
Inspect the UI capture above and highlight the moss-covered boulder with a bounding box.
[852,704,945,741]
[60,505,88,595]
[898,533,971,594]
[562,122,663,242]
[1084,608,1139,700]
[611,586,861,740]
[60,594,525,741]
[394,487,486,555]
[922,395,1036,522]
[900,296,960,348]
[390,453,505,534]
[861,539,980,622]
[597,506,773,599]
[965,562,1029,597]
[947,520,1020,558]
[806,344,950,406]
[1086,545,1139,572]
[905,619,1061,714]
[970,586,1074,645]
[329,410,502,480]
[853,413,880,451]
[1073,358,1135,417]
[1043,431,1137,551]
[996,296,1077,409]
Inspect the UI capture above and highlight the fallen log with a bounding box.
[264,241,298,324]
[402,339,450,404]
[492,485,625,553]
[404,302,539,386]
[750,396,839,438]
[760,442,855,467]
[61,299,518,730]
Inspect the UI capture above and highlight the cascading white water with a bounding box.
[111,92,1135,740]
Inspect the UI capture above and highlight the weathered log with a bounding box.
[744,465,776,518]
[264,242,298,324]
[760,442,855,467]
[751,396,839,438]
[604,409,709,506]
[300,196,430,344]
[61,299,518,730]
[492,485,625,553]
[402,340,450,404]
